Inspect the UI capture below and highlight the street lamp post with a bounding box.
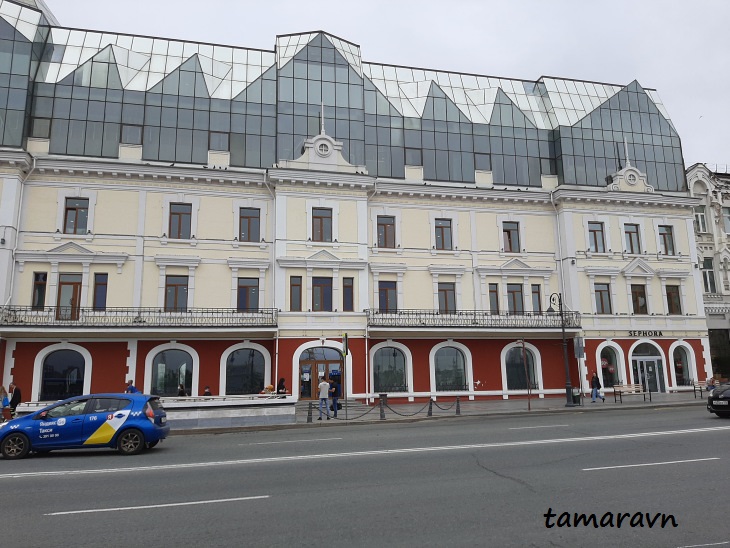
[548,293,575,407]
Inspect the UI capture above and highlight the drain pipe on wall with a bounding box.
[3,154,36,310]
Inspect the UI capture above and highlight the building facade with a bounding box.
[687,163,730,380]
[0,0,710,404]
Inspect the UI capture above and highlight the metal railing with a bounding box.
[0,306,278,328]
[366,309,581,329]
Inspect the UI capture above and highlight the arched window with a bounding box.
[41,349,85,401]
[226,348,266,395]
[373,347,407,392]
[673,347,691,386]
[505,346,536,390]
[434,347,467,391]
[152,349,193,396]
[600,347,620,388]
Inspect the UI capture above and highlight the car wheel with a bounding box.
[1,433,31,459]
[145,440,159,449]
[116,428,145,455]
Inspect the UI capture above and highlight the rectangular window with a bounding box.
[658,225,675,255]
[702,258,717,293]
[290,276,302,312]
[93,273,108,311]
[503,221,520,253]
[438,282,456,313]
[64,197,89,234]
[631,284,648,314]
[694,206,707,233]
[379,280,397,313]
[624,223,641,254]
[209,131,229,151]
[724,207,730,234]
[169,203,192,239]
[32,272,47,310]
[666,285,682,315]
[312,277,333,312]
[531,284,542,313]
[57,273,82,320]
[31,118,51,138]
[435,218,452,250]
[507,283,524,313]
[587,221,605,253]
[377,215,395,248]
[312,208,332,242]
[595,283,612,314]
[165,275,188,312]
[488,283,499,314]
[120,124,143,145]
[343,277,354,312]
[239,207,260,242]
[237,278,259,311]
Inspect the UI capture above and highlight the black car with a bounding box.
[707,384,730,417]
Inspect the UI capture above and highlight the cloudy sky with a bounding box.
[43,0,728,170]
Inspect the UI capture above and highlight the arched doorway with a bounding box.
[151,349,193,396]
[40,349,85,401]
[299,347,343,400]
[631,343,666,393]
[672,346,692,386]
[600,347,620,388]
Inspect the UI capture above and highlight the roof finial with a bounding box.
[623,137,631,168]
[321,102,325,134]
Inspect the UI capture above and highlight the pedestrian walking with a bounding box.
[591,373,605,402]
[125,380,139,393]
[317,376,330,420]
[8,382,21,417]
[329,378,340,418]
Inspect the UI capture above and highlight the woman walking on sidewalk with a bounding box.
[591,373,605,402]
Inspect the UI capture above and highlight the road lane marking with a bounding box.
[677,542,730,548]
[583,457,720,471]
[242,437,343,446]
[4,425,730,480]
[44,495,270,516]
[509,425,569,430]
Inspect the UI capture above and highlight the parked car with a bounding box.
[0,393,169,459]
[707,383,730,417]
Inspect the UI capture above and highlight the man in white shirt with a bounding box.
[318,376,331,420]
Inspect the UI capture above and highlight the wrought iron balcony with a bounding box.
[0,306,278,328]
[366,309,581,329]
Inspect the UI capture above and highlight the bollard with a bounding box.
[307,401,313,423]
[379,396,386,420]
[455,396,461,416]
[427,399,433,417]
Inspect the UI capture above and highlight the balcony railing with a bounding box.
[366,309,581,329]
[0,306,278,328]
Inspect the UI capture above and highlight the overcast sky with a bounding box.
[43,0,729,170]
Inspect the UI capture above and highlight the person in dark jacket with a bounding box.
[591,373,605,402]
[9,383,21,417]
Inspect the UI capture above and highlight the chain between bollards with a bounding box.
[307,401,313,423]
[427,399,433,417]
[456,396,461,416]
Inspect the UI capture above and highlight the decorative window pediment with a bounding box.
[621,258,655,278]
[16,242,128,273]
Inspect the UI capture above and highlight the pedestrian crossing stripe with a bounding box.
[83,410,131,445]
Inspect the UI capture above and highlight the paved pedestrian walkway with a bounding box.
[296,390,709,425]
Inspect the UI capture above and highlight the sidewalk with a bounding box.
[297,390,709,425]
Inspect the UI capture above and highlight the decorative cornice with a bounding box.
[267,168,374,189]
[154,255,201,268]
[227,258,270,270]
[370,262,408,274]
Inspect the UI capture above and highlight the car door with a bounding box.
[32,398,89,449]
[82,397,133,446]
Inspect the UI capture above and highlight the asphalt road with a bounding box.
[2,406,728,548]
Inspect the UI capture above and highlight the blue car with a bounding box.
[0,393,170,459]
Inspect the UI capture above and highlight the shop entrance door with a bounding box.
[299,347,343,400]
[632,358,664,393]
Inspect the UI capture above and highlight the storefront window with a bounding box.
[40,349,85,401]
[373,347,407,392]
[434,347,467,391]
[152,349,193,396]
[226,348,265,395]
[505,346,536,390]
[600,347,619,388]
[673,347,691,386]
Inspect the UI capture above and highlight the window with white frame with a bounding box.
[595,283,612,314]
[694,206,707,233]
[658,225,675,256]
[702,258,717,294]
[588,221,605,253]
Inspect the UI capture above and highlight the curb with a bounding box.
[169,399,708,436]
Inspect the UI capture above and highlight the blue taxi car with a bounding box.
[0,393,170,459]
